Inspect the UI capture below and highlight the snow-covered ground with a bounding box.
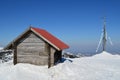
[0,51,120,80]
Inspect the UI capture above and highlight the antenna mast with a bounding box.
[102,17,107,51]
[96,17,113,52]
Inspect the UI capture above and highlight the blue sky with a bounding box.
[0,0,120,53]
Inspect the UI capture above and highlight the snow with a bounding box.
[0,51,120,80]
[0,47,3,50]
[92,51,120,59]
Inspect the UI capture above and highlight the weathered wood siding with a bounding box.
[50,47,56,66]
[17,32,48,65]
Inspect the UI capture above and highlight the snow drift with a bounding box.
[0,51,120,80]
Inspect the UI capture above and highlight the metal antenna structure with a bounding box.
[96,17,109,52]
[102,17,107,51]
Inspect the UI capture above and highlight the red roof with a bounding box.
[31,27,69,50]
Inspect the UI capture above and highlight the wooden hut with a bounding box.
[4,27,69,68]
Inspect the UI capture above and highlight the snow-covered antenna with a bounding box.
[108,37,113,46]
[96,32,103,52]
[96,17,113,52]
[102,17,107,51]
[96,17,107,52]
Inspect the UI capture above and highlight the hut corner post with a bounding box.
[48,46,51,68]
[13,42,17,65]
[46,44,51,68]
[50,48,55,67]
[48,47,55,68]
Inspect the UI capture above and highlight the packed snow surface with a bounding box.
[0,51,120,80]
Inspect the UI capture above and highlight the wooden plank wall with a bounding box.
[50,47,56,66]
[17,32,48,65]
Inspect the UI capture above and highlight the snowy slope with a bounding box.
[92,51,120,59]
[0,51,120,80]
